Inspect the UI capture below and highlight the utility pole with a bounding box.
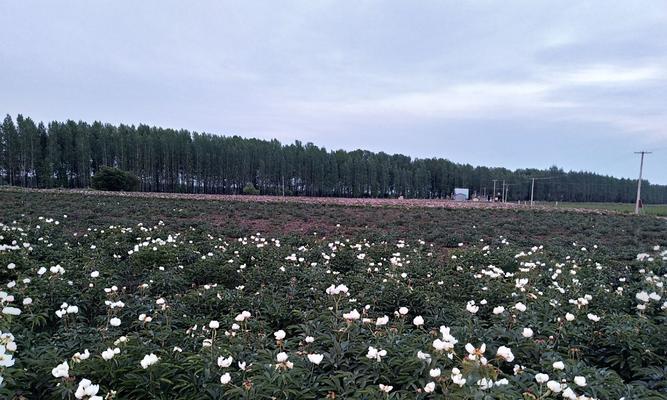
[492,180,498,202]
[501,180,505,202]
[530,178,535,207]
[634,151,651,214]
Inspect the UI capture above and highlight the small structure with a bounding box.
[453,188,469,201]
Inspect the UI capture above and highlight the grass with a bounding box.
[543,201,667,217]
[1,190,665,261]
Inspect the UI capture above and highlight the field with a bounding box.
[0,190,666,399]
[544,202,667,217]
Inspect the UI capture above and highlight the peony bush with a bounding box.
[0,214,666,399]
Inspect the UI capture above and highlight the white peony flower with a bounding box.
[307,353,324,365]
[51,361,69,378]
[218,356,233,368]
[140,353,159,369]
[496,346,515,362]
[274,330,286,340]
[574,376,587,386]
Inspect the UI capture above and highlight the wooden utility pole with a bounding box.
[634,151,651,214]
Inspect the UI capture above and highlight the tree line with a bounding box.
[1,114,666,203]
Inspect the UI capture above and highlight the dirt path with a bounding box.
[0,186,634,216]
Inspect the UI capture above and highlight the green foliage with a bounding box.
[2,113,667,202]
[242,182,260,195]
[0,192,666,398]
[91,167,140,192]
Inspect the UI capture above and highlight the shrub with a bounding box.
[242,182,260,195]
[91,167,140,192]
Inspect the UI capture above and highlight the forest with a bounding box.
[1,113,666,203]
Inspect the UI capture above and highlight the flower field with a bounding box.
[0,191,666,399]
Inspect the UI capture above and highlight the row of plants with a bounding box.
[0,210,666,398]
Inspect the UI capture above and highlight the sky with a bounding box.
[1,1,666,183]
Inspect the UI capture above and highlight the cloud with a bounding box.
[285,61,666,142]
[558,64,663,85]
[290,81,569,119]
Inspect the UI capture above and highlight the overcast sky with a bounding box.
[1,1,666,183]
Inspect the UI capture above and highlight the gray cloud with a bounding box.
[1,0,665,183]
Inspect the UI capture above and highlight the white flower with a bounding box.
[522,327,534,338]
[565,313,575,321]
[398,306,409,315]
[72,349,90,363]
[379,384,393,393]
[109,317,121,327]
[546,380,562,393]
[22,298,32,305]
[574,376,587,387]
[74,378,100,399]
[451,368,466,386]
[587,313,600,322]
[562,387,577,400]
[90,271,100,278]
[636,291,650,302]
[51,361,69,378]
[101,348,118,361]
[552,361,565,370]
[413,315,424,326]
[305,336,315,343]
[429,368,441,377]
[535,373,549,384]
[140,353,159,369]
[466,301,479,314]
[376,315,389,326]
[492,306,505,314]
[496,346,515,362]
[274,330,286,340]
[424,381,436,393]
[276,352,289,363]
[477,377,493,390]
[220,372,231,384]
[514,302,527,312]
[234,311,252,322]
[326,284,349,295]
[307,353,324,365]
[417,350,431,360]
[218,356,233,368]
[2,307,21,316]
[343,309,360,320]
[209,320,220,329]
[366,346,387,362]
